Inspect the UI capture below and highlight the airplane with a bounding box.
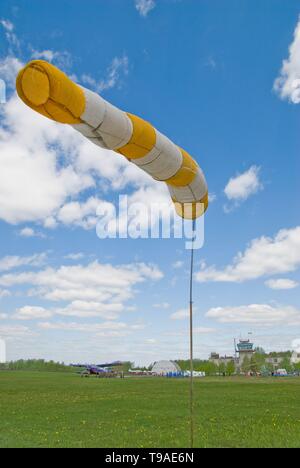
[72,364,112,375]
[86,366,108,375]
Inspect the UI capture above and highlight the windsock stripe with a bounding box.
[117,113,157,159]
[132,131,183,181]
[165,149,198,187]
[172,193,209,220]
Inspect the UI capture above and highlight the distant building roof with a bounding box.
[151,360,181,374]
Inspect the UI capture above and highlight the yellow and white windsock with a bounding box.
[16,61,208,219]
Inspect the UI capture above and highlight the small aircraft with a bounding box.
[72,364,112,375]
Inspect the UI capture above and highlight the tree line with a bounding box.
[0,359,74,372]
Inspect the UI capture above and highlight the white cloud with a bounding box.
[55,300,122,320]
[0,325,32,337]
[82,55,129,93]
[0,94,95,225]
[206,304,300,326]
[170,308,190,320]
[30,49,72,70]
[19,227,46,238]
[38,321,128,333]
[165,326,215,336]
[0,289,11,298]
[57,197,101,230]
[13,306,52,320]
[172,261,184,269]
[0,19,19,51]
[0,19,14,32]
[19,227,35,237]
[0,253,47,273]
[153,302,170,309]
[0,56,22,86]
[194,327,216,334]
[64,253,85,261]
[265,278,299,290]
[146,338,157,344]
[0,261,163,322]
[197,226,300,283]
[224,166,262,203]
[135,0,156,17]
[274,16,300,103]
[209,193,217,203]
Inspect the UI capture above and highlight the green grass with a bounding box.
[0,372,300,448]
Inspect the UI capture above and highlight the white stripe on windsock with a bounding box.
[133,131,183,180]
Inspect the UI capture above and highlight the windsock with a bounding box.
[16,61,208,219]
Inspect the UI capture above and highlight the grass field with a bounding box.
[0,371,299,448]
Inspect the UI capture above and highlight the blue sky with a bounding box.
[0,0,299,365]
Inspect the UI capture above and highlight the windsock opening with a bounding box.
[16,60,85,124]
[173,193,209,220]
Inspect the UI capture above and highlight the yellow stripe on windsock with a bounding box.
[117,113,156,159]
[166,148,198,187]
[16,60,85,124]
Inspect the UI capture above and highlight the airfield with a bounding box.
[0,371,299,448]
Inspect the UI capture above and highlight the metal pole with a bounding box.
[189,218,196,449]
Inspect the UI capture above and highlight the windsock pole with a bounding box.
[189,218,196,448]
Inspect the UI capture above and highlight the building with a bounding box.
[209,353,235,367]
[151,360,181,375]
[236,339,255,369]
[291,351,300,365]
[265,356,284,369]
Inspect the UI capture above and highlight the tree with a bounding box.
[218,362,226,375]
[250,355,258,373]
[280,357,293,373]
[241,356,250,374]
[226,360,235,376]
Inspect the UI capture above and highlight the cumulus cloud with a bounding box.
[224,166,262,207]
[30,49,72,70]
[197,226,300,283]
[135,0,156,17]
[0,19,14,32]
[38,320,129,337]
[153,302,170,309]
[0,253,47,273]
[265,278,299,290]
[206,304,300,326]
[64,253,85,261]
[82,55,129,93]
[0,289,11,299]
[274,16,300,103]
[0,261,163,323]
[0,18,20,51]
[0,93,95,225]
[55,300,122,320]
[13,306,52,320]
[0,325,33,337]
[19,227,46,238]
[170,308,190,320]
[172,261,184,269]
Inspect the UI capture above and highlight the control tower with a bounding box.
[236,339,255,368]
